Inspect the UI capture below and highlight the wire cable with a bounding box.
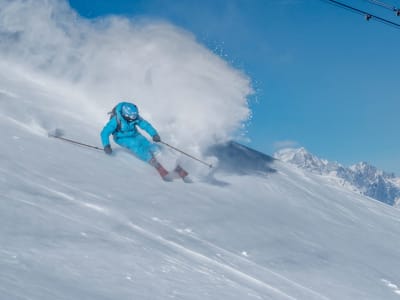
[321,0,400,29]
[365,0,400,16]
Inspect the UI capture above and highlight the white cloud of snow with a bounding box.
[0,0,252,153]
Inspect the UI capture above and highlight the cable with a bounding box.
[321,0,400,29]
[365,0,400,16]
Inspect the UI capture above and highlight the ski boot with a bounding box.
[150,158,173,182]
[174,165,192,183]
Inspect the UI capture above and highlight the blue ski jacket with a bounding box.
[100,103,159,160]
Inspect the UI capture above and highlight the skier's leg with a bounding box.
[116,136,171,180]
[116,135,157,162]
[149,156,172,181]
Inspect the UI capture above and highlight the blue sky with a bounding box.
[68,0,400,174]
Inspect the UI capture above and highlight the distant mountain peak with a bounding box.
[274,147,340,175]
[350,161,376,172]
[275,147,400,206]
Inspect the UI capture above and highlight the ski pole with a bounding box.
[159,141,213,168]
[48,132,103,151]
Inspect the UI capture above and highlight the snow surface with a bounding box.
[2,1,400,299]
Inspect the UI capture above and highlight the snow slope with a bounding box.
[2,69,400,300]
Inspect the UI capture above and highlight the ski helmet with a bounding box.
[121,103,138,121]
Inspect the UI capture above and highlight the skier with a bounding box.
[100,102,188,181]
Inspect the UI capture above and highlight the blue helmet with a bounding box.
[121,103,138,121]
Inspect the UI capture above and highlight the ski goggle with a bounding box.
[122,112,138,121]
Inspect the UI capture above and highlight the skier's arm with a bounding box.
[100,117,118,147]
[137,118,158,138]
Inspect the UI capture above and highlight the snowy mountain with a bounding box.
[273,147,341,175]
[2,1,400,299]
[275,148,400,206]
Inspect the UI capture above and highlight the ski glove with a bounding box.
[104,145,112,155]
[152,134,161,142]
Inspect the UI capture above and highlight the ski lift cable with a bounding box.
[321,0,400,29]
[365,0,400,14]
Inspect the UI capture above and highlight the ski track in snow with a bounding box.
[148,218,331,300]
[126,222,298,300]
[4,166,329,300]
[43,172,327,299]
[9,196,291,300]
[382,279,400,296]
[2,116,47,137]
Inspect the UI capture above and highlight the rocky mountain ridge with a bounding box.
[274,148,400,206]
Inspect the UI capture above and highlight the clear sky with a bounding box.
[68,0,400,174]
